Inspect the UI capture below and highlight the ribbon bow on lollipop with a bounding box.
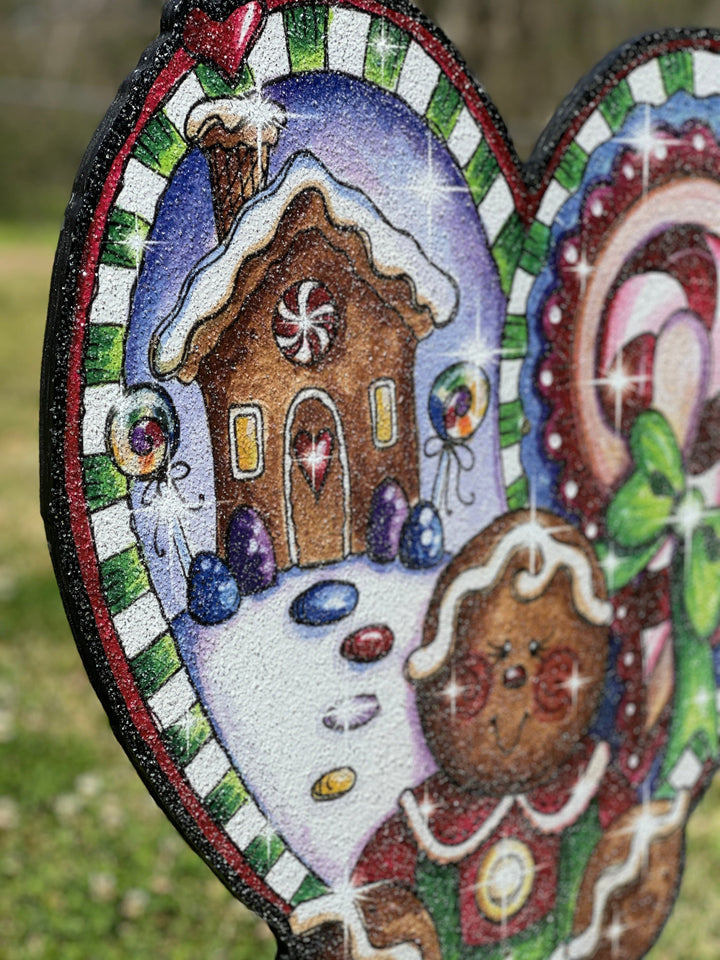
[598,409,720,639]
[424,434,476,514]
[108,385,201,578]
[141,460,204,570]
[425,362,489,515]
[597,409,720,790]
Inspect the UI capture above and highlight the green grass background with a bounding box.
[0,229,276,959]
[2,228,720,959]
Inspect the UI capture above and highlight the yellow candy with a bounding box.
[311,767,357,802]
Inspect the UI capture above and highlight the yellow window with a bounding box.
[229,405,264,479]
[370,379,398,449]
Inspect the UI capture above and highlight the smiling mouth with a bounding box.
[491,712,529,756]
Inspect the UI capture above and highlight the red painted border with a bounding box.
[63,47,290,915]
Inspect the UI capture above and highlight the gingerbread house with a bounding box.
[152,150,458,569]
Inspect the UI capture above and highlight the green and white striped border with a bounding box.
[498,45,720,514]
[81,3,524,902]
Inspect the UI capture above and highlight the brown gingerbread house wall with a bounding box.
[195,191,424,569]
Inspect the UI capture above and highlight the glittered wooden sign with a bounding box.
[41,2,720,957]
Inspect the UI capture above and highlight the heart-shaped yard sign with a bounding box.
[41,2,720,957]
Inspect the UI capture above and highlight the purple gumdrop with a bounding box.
[366,480,409,564]
[226,507,277,596]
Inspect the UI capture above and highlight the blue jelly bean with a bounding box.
[290,580,359,626]
[188,553,241,625]
[399,502,444,570]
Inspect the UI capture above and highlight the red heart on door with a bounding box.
[183,4,264,81]
[294,430,334,498]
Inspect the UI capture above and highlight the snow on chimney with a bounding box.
[186,92,287,241]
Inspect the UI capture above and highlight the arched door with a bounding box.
[284,389,351,567]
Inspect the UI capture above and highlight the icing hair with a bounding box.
[407,519,613,681]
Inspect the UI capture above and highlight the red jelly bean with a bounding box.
[341,625,394,663]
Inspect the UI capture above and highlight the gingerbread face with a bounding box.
[412,511,611,795]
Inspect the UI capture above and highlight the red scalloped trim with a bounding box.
[536,124,720,780]
[611,572,672,784]
[539,122,720,528]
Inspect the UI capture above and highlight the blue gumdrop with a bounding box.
[226,507,277,596]
[290,581,359,627]
[399,502,444,570]
[366,479,409,564]
[188,553,240,625]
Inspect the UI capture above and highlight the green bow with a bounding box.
[598,410,720,640]
[598,409,720,792]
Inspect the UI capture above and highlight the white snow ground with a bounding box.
[177,554,444,886]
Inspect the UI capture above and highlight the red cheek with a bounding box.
[454,653,493,720]
[533,648,579,721]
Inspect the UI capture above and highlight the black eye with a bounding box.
[489,640,514,663]
[529,640,541,656]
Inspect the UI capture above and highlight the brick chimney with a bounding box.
[186,93,287,241]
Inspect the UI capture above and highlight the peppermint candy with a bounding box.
[273,279,340,365]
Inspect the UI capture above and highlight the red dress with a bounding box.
[354,740,633,947]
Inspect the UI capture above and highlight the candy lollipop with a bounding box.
[426,362,489,513]
[429,362,489,443]
[107,386,238,626]
[107,385,179,479]
[107,385,197,574]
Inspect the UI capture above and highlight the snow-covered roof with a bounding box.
[151,151,459,380]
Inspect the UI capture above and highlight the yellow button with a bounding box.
[475,838,535,923]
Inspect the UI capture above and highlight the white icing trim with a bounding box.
[185,94,286,143]
[401,791,515,865]
[152,152,458,378]
[401,742,608,865]
[291,887,421,960]
[517,742,610,834]
[407,521,613,680]
[550,789,691,960]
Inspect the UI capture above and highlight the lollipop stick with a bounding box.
[432,449,450,513]
[172,515,193,579]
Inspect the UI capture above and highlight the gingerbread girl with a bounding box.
[293,510,691,960]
